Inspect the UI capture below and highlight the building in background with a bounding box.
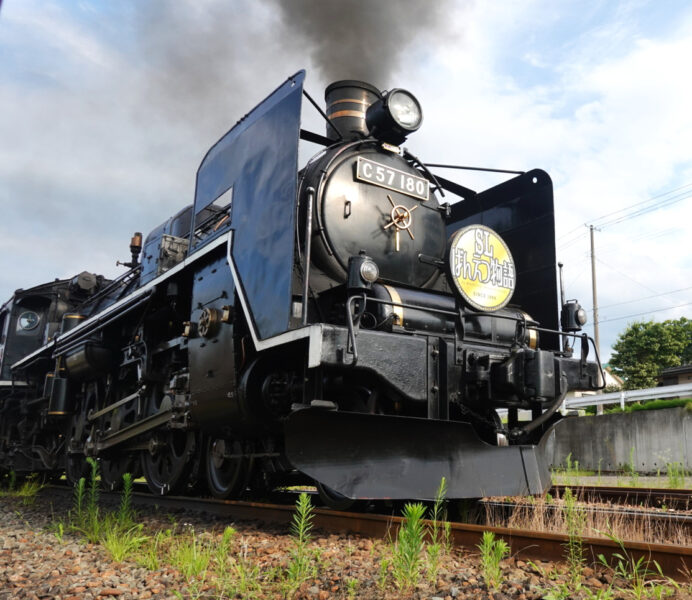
[659,364,692,386]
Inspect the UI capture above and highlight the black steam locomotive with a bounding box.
[0,71,601,504]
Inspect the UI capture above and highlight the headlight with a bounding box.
[576,307,588,326]
[388,90,423,130]
[360,259,379,283]
[561,299,587,332]
[366,88,423,144]
[348,254,379,290]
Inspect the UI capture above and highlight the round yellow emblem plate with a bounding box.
[448,225,516,311]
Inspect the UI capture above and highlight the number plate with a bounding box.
[356,156,429,201]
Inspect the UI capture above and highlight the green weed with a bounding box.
[214,525,236,565]
[102,518,148,562]
[227,557,262,598]
[426,476,448,583]
[477,530,509,592]
[0,474,43,504]
[49,520,66,543]
[597,528,673,600]
[117,472,135,527]
[168,529,212,579]
[346,577,359,599]
[628,447,640,486]
[443,520,452,555]
[392,502,426,592]
[77,458,102,542]
[284,492,316,595]
[666,461,687,488]
[136,528,172,571]
[542,581,572,600]
[562,487,586,588]
[73,476,86,525]
[377,557,390,593]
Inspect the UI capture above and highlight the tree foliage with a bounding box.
[609,317,692,389]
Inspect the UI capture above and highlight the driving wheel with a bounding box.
[65,395,95,485]
[141,429,195,495]
[100,399,140,490]
[205,437,252,499]
[140,391,195,495]
[101,453,139,491]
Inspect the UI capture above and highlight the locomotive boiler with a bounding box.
[0,71,602,504]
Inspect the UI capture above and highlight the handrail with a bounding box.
[566,382,692,410]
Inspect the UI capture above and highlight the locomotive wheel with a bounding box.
[316,481,355,511]
[65,396,95,485]
[99,396,140,491]
[100,454,138,491]
[205,437,252,499]
[141,430,195,496]
[139,388,196,496]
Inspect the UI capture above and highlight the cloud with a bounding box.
[405,2,692,359]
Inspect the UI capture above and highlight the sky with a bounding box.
[1,0,690,362]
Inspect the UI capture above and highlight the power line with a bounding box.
[557,230,588,251]
[596,257,659,295]
[599,285,692,310]
[557,223,588,241]
[597,190,692,228]
[590,181,692,228]
[562,226,681,260]
[599,302,692,324]
[566,267,588,290]
[557,182,692,243]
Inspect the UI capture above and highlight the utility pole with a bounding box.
[589,224,604,413]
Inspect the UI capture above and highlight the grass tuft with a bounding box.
[477,530,509,591]
[426,476,448,583]
[562,487,586,588]
[666,462,688,488]
[117,472,135,527]
[284,492,316,594]
[392,502,426,592]
[0,472,43,505]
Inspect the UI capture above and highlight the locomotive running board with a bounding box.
[284,410,555,500]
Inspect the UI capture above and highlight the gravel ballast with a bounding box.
[0,491,689,599]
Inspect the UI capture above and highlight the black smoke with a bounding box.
[270,0,453,87]
[131,0,455,129]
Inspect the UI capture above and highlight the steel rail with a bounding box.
[480,500,691,533]
[551,485,692,511]
[40,487,692,581]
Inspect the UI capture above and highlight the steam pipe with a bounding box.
[510,385,568,440]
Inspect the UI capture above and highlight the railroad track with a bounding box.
[41,486,692,581]
[551,484,691,511]
[480,499,691,540]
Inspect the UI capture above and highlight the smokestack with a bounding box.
[325,80,382,142]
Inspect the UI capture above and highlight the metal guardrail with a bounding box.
[565,382,692,410]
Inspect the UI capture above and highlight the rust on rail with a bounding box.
[125,492,691,581]
[551,484,691,511]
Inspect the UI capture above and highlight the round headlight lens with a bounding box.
[388,90,422,130]
[18,311,40,330]
[360,260,379,283]
[577,307,588,326]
